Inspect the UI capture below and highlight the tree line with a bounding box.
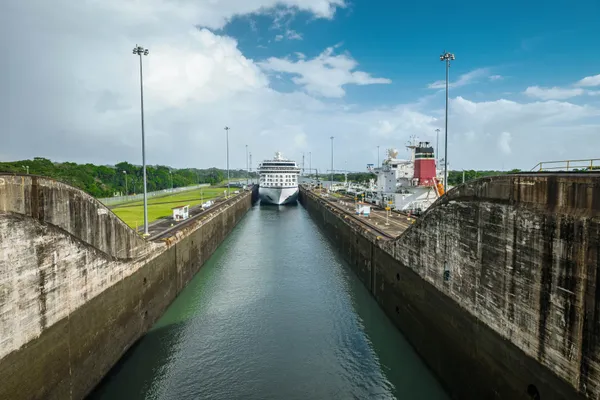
[0,157,257,198]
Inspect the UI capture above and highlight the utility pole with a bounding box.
[330,136,334,190]
[246,144,249,186]
[440,50,455,193]
[133,44,150,236]
[225,126,230,197]
[123,171,128,197]
[435,128,440,164]
[302,153,305,176]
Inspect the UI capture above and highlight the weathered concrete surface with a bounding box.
[0,174,253,400]
[300,173,600,400]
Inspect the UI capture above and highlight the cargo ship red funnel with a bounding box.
[413,141,436,186]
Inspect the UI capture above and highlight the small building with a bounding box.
[355,202,371,217]
[172,204,190,221]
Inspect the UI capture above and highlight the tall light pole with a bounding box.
[302,152,305,176]
[225,126,230,197]
[249,152,252,178]
[440,50,455,192]
[133,44,150,236]
[245,144,249,186]
[330,136,334,189]
[309,152,312,177]
[377,145,380,168]
[123,171,128,197]
[22,165,29,174]
[169,170,173,190]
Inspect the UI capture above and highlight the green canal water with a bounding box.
[89,204,448,400]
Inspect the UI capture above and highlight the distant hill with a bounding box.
[0,157,256,198]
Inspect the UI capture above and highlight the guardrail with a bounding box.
[531,159,600,172]
[98,183,211,206]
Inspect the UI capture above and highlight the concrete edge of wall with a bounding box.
[0,174,152,260]
[0,188,254,400]
[299,185,587,400]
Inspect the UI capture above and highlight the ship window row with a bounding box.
[259,169,299,173]
[260,178,297,182]
[263,174,297,178]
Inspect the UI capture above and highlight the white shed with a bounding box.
[355,202,371,217]
[172,204,190,221]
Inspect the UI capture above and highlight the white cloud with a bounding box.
[2,0,600,175]
[428,68,489,89]
[489,75,503,81]
[498,132,512,154]
[524,86,585,100]
[258,46,391,97]
[447,96,600,169]
[146,29,268,107]
[97,0,346,30]
[286,30,303,40]
[275,29,303,41]
[575,74,600,88]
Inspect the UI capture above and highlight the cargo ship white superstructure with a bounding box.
[365,137,447,214]
[258,152,301,205]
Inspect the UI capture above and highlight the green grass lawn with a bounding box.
[112,187,227,229]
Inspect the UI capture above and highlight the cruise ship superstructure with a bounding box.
[365,137,446,214]
[258,152,301,205]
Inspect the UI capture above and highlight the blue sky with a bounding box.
[3,0,600,171]
[224,0,600,107]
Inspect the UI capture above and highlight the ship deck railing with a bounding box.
[531,158,600,172]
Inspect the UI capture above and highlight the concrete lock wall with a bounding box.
[300,173,600,400]
[0,174,253,400]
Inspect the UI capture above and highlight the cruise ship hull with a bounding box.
[259,186,299,205]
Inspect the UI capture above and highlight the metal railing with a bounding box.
[98,183,211,206]
[530,159,600,172]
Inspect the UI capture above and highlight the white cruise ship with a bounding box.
[258,152,301,205]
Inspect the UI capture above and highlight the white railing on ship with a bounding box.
[530,159,600,172]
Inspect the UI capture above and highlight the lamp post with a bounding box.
[245,144,249,186]
[22,165,29,174]
[123,171,128,197]
[133,44,150,236]
[377,145,380,168]
[225,126,230,197]
[309,152,312,177]
[302,152,305,176]
[330,136,334,189]
[169,170,173,190]
[440,50,455,193]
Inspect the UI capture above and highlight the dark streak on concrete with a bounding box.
[0,179,254,400]
[538,214,555,361]
[301,173,599,400]
[580,221,600,395]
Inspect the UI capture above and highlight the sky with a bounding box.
[2,0,600,173]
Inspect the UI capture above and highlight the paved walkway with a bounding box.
[317,193,414,238]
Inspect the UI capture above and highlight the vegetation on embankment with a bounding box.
[112,187,226,228]
[0,157,257,198]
